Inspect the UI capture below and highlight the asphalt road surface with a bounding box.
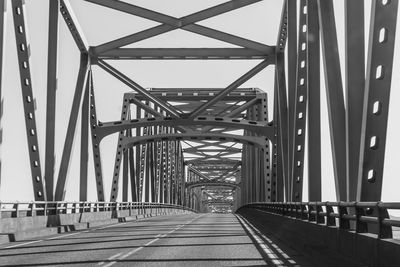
[0,213,311,266]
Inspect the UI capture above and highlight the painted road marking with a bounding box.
[4,240,42,249]
[100,214,203,266]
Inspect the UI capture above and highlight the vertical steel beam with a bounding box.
[318,0,346,200]
[109,95,130,201]
[12,0,46,201]
[358,0,398,201]
[291,0,308,201]
[135,105,142,201]
[122,145,129,202]
[345,0,365,201]
[287,0,297,201]
[275,52,289,201]
[89,74,105,201]
[55,54,89,201]
[79,74,89,201]
[273,76,281,201]
[129,138,137,202]
[149,138,156,202]
[307,0,321,201]
[45,0,59,201]
[0,0,6,192]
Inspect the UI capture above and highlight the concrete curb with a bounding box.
[0,211,192,244]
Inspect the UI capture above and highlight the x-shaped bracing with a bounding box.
[86,0,274,55]
[85,0,275,119]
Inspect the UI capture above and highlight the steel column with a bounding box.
[307,0,321,201]
[318,0,346,200]
[55,54,89,201]
[12,0,46,201]
[44,0,59,201]
[79,73,89,201]
[357,0,398,201]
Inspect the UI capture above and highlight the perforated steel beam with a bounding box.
[357,0,398,201]
[12,0,46,201]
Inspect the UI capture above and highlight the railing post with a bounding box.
[338,202,350,230]
[316,203,324,224]
[377,202,392,239]
[326,202,335,226]
[355,202,367,233]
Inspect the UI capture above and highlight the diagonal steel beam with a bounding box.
[189,59,272,118]
[318,0,347,201]
[96,60,181,118]
[357,0,398,201]
[91,0,263,54]
[55,54,90,201]
[12,0,46,201]
[59,0,88,52]
[188,166,212,181]
[200,98,260,133]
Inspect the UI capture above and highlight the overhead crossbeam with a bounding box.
[96,48,270,60]
[86,0,272,55]
[187,181,239,189]
[122,133,268,150]
[96,116,273,140]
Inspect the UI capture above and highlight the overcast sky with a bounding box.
[0,0,399,207]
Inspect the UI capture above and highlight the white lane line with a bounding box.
[47,232,82,240]
[97,222,127,230]
[98,252,123,265]
[4,240,42,249]
[100,214,204,266]
[1,222,126,250]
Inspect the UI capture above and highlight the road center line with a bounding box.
[100,214,203,266]
[4,240,42,249]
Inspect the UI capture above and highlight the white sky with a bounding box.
[0,0,399,206]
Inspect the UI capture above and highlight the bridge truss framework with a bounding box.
[0,0,398,222]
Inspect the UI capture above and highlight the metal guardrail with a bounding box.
[241,202,400,239]
[0,201,196,218]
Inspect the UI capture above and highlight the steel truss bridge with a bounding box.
[0,0,399,266]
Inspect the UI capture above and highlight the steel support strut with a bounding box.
[12,0,46,201]
[357,0,398,201]
[89,73,105,201]
[345,0,365,201]
[45,0,59,201]
[318,0,346,201]
[55,54,89,201]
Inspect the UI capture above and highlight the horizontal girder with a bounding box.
[97,116,272,140]
[122,133,268,150]
[187,180,240,189]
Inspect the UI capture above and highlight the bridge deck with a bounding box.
[0,214,312,266]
